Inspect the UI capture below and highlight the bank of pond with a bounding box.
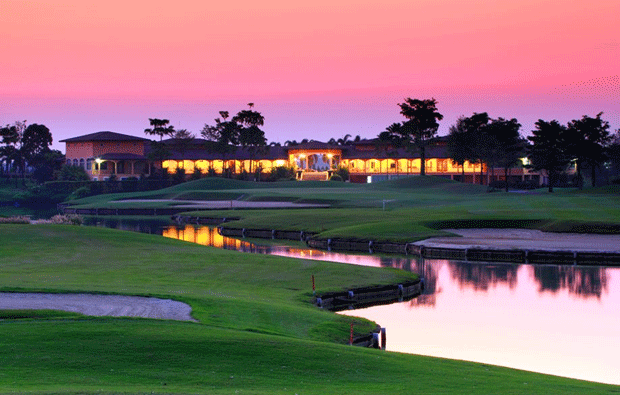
[82,217,620,385]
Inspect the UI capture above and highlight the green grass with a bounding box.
[1,224,617,393]
[64,177,620,242]
[2,319,616,394]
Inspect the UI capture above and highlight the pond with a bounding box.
[86,218,620,385]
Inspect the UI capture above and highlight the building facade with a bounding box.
[61,131,541,184]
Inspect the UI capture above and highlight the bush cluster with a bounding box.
[0,216,30,224]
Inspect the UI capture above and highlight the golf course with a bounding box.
[2,176,620,393]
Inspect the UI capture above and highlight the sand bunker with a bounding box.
[111,199,329,209]
[416,229,620,253]
[0,293,196,322]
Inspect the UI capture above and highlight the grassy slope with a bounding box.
[1,225,617,393]
[64,177,620,242]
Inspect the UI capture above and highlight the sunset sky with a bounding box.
[1,0,618,152]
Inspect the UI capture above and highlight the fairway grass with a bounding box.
[2,319,617,394]
[1,225,618,393]
[64,177,620,243]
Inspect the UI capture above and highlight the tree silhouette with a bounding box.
[447,116,473,180]
[566,112,611,188]
[446,113,489,184]
[144,118,175,177]
[22,124,52,159]
[232,104,267,179]
[201,112,241,177]
[384,98,443,176]
[528,120,571,192]
[484,117,526,191]
[144,118,175,141]
[0,122,24,178]
[606,129,620,179]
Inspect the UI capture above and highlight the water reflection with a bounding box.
[533,265,608,299]
[87,220,620,384]
[143,223,612,301]
[449,261,520,291]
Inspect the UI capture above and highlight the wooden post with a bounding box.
[349,322,354,345]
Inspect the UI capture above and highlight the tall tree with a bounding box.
[31,149,64,183]
[21,123,53,181]
[446,113,490,184]
[144,118,175,141]
[390,98,443,176]
[447,116,473,179]
[606,129,620,179]
[144,118,176,177]
[201,111,241,177]
[528,120,571,192]
[484,117,526,191]
[233,104,267,179]
[0,121,25,178]
[1,122,52,181]
[22,124,52,160]
[566,112,611,188]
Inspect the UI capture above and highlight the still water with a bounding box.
[89,219,620,385]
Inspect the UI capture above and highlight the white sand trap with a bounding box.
[0,293,196,322]
[416,229,620,252]
[111,199,329,209]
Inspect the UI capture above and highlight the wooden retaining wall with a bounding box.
[217,227,318,241]
[305,238,410,255]
[315,279,424,312]
[416,246,620,266]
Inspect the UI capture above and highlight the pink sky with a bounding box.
[1,0,618,152]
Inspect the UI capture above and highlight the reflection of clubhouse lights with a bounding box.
[162,225,246,250]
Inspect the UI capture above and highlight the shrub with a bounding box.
[189,170,203,181]
[49,214,83,225]
[333,166,349,181]
[0,216,30,224]
[329,174,343,182]
[69,186,92,200]
[173,168,186,184]
[55,165,90,181]
[268,166,295,181]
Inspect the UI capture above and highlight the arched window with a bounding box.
[79,158,85,168]
[86,158,92,170]
[66,159,72,166]
[73,159,78,166]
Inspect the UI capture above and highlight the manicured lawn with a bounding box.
[1,225,618,393]
[64,177,620,242]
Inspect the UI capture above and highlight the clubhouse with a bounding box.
[60,131,541,184]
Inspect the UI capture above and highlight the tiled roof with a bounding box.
[285,140,340,150]
[150,139,289,161]
[59,131,150,143]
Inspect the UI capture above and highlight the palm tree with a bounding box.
[144,118,175,177]
[337,134,352,146]
[144,118,175,141]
